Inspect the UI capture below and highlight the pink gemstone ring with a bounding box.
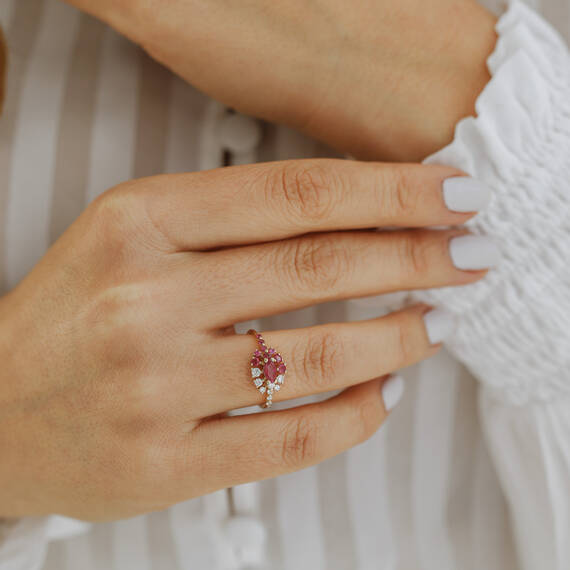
[248,329,287,409]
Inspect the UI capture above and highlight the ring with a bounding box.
[248,329,287,409]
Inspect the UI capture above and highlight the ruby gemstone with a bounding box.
[277,364,286,375]
[264,361,278,383]
[251,357,261,367]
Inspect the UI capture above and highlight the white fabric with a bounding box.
[417,4,570,568]
[0,0,569,569]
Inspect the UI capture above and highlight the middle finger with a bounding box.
[188,228,496,328]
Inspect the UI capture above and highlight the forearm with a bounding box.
[283,2,498,162]
[62,0,497,162]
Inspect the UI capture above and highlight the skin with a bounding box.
[0,2,498,520]
[64,0,498,161]
[0,160,488,520]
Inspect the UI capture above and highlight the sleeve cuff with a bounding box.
[416,0,570,406]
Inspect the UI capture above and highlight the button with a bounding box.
[219,113,263,154]
[223,516,267,568]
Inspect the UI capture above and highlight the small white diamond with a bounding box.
[274,384,281,391]
[259,386,266,394]
[251,368,262,378]
[253,378,263,388]
[264,358,268,363]
[276,375,284,384]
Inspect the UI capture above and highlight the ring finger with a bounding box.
[195,304,452,416]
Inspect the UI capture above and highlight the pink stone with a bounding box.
[264,361,278,383]
[277,363,286,375]
[251,357,261,367]
[274,355,282,363]
[268,348,276,355]
[254,350,262,357]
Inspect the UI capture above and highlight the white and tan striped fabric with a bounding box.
[1,1,570,569]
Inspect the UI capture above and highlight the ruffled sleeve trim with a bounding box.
[419,0,570,405]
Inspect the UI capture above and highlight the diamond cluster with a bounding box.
[250,331,286,408]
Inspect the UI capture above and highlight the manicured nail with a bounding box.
[449,235,501,271]
[382,375,405,412]
[423,308,456,345]
[443,177,491,213]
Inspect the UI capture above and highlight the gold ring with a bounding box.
[248,329,287,409]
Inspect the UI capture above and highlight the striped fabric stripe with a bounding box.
[0,0,44,293]
[49,12,103,243]
[5,0,79,288]
[0,0,16,28]
[4,0,568,568]
[85,24,139,203]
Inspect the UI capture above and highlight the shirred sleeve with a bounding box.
[416,2,570,568]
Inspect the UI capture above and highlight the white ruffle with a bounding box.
[418,0,570,406]
[418,4,570,568]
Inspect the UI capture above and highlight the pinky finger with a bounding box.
[189,375,404,492]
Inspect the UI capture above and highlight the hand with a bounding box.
[66,0,497,161]
[0,159,491,521]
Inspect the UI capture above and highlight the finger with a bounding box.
[185,376,396,493]
[197,305,447,416]
[189,228,491,328]
[133,160,489,250]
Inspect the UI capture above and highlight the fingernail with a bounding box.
[382,374,405,412]
[449,235,501,271]
[423,308,456,345]
[443,177,491,213]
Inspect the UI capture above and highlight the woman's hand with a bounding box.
[65,0,497,161]
[0,159,494,521]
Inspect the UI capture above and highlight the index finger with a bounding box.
[134,159,490,251]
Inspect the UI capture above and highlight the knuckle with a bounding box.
[398,232,430,278]
[286,235,350,295]
[352,397,382,443]
[87,184,143,249]
[297,329,345,390]
[393,312,419,365]
[281,416,320,468]
[126,436,176,497]
[267,161,340,224]
[85,285,152,369]
[386,168,419,219]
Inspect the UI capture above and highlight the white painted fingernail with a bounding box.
[382,375,405,412]
[443,177,491,213]
[449,235,501,271]
[423,308,456,345]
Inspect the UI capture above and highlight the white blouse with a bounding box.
[1,1,569,569]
